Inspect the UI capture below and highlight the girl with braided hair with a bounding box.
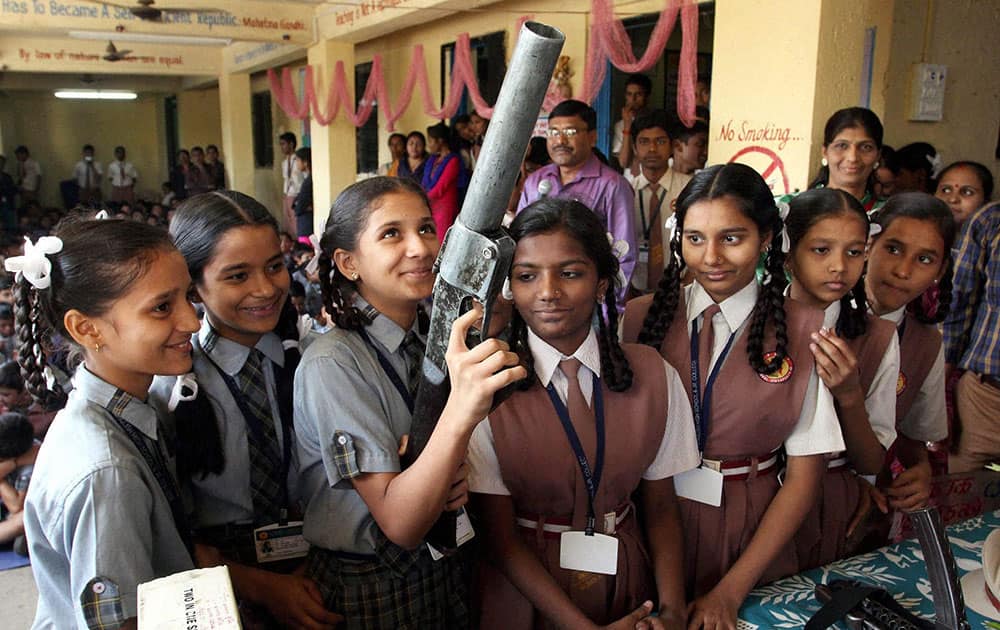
[150,191,342,629]
[621,163,843,628]
[8,218,199,628]
[468,198,698,629]
[295,176,525,627]
[865,193,955,515]
[783,188,900,570]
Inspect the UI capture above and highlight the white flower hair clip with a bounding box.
[664,214,679,243]
[927,153,943,179]
[94,209,110,220]
[775,200,791,254]
[606,232,630,290]
[868,223,883,238]
[4,236,63,289]
[167,372,199,412]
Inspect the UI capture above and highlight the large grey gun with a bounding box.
[401,22,565,549]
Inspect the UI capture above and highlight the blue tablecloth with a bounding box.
[738,509,1000,629]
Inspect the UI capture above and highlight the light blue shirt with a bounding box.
[294,300,423,554]
[151,318,298,528]
[25,366,192,628]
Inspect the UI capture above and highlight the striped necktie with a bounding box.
[238,349,283,523]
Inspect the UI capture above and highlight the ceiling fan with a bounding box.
[84,0,228,23]
[103,41,134,62]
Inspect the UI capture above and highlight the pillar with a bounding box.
[707,0,894,194]
[307,39,357,233]
[218,71,255,194]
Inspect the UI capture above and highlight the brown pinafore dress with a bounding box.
[794,313,896,571]
[480,344,669,629]
[894,311,942,425]
[623,291,822,596]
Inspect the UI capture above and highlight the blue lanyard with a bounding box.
[110,414,193,556]
[638,186,666,241]
[359,329,414,414]
[544,374,605,536]
[689,316,737,453]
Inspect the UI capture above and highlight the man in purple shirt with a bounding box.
[518,100,636,310]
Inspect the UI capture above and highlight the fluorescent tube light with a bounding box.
[68,30,231,47]
[54,90,138,100]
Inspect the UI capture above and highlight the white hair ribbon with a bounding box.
[927,153,943,179]
[94,209,110,220]
[775,200,791,254]
[664,214,679,243]
[501,277,513,301]
[167,372,199,412]
[868,223,883,237]
[4,236,63,289]
[304,233,322,276]
[606,232,629,290]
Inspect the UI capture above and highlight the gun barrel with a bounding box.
[459,22,565,233]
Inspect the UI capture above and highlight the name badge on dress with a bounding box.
[427,507,476,561]
[253,521,309,563]
[559,531,619,575]
[674,464,724,507]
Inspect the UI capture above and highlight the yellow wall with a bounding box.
[0,92,167,207]
[250,65,308,220]
[881,0,1000,188]
[177,87,223,155]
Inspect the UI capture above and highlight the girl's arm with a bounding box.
[687,454,824,630]
[352,308,526,548]
[640,478,687,625]
[475,493,654,630]
[810,328,886,474]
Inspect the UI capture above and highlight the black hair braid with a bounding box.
[596,284,633,392]
[173,391,225,480]
[748,240,789,374]
[509,312,536,391]
[14,278,64,408]
[637,231,683,349]
[836,277,869,339]
[318,255,364,331]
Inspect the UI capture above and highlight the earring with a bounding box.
[351,273,359,281]
[596,294,605,305]
[94,343,102,353]
[821,158,829,167]
[874,161,880,169]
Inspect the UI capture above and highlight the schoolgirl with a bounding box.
[294,176,525,628]
[622,163,844,627]
[866,193,955,512]
[783,188,900,569]
[150,191,340,629]
[468,198,699,628]
[807,107,886,212]
[10,219,199,628]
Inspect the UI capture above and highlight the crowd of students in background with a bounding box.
[0,69,997,629]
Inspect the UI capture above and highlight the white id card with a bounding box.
[253,521,309,563]
[427,508,476,561]
[559,531,618,575]
[674,465,724,506]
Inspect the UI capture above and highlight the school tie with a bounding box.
[238,349,283,524]
[647,182,665,289]
[402,330,426,396]
[559,358,597,464]
[698,305,722,391]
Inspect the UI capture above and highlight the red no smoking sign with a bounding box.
[728,146,790,194]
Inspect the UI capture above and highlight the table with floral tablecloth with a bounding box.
[737,509,1000,629]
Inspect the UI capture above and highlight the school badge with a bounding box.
[758,352,793,383]
[897,371,907,395]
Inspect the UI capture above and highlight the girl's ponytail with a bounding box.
[637,230,683,349]
[14,276,65,409]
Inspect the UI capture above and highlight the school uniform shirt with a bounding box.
[282,155,304,198]
[624,168,691,290]
[107,159,138,188]
[294,299,423,555]
[468,327,699,495]
[822,301,899,451]
[687,280,845,456]
[878,306,947,442]
[16,157,41,192]
[25,366,192,629]
[151,320,298,529]
[73,159,103,189]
